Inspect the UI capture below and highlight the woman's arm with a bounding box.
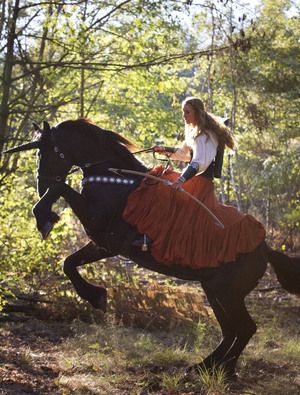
[174,133,218,188]
[153,142,191,162]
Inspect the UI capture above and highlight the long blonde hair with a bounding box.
[182,97,235,149]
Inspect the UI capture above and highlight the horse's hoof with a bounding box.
[90,288,107,312]
[185,362,208,375]
[184,364,203,379]
[224,370,239,382]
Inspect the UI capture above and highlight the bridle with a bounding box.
[37,127,112,184]
[4,122,224,227]
[36,129,73,184]
[37,128,166,185]
[7,122,167,185]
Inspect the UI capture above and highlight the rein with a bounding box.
[132,147,154,155]
[133,146,172,176]
[133,146,171,163]
[38,126,113,183]
[40,130,168,192]
[39,144,165,183]
[41,135,224,227]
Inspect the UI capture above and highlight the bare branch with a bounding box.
[11,45,230,75]
[18,0,87,11]
[85,0,134,31]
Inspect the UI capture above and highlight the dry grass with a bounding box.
[52,281,300,395]
[1,276,300,394]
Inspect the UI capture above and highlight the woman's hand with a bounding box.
[171,178,184,190]
[152,145,166,154]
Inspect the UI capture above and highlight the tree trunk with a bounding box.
[207,4,215,112]
[0,0,6,41]
[0,0,19,154]
[227,0,242,210]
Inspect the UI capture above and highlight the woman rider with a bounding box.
[153,96,234,190]
[123,97,265,269]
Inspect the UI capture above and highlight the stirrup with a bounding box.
[132,234,152,251]
[141,234,150,251]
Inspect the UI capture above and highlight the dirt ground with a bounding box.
[0,317,69,394]
[0,273,300,395]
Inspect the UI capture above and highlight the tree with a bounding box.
[226,0,299,239]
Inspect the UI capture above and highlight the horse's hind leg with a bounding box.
[199,287,236,368]
[194,284,240,376]
[200,288,256,378]
[198,248,267,378]
[215,297,257,376]
[63,241,113,311]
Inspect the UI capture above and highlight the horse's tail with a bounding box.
[267,247,300,295]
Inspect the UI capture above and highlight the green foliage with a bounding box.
[0,0,299,304]
[0,154,80,308]
[207,0,300,242]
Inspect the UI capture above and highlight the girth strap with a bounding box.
[82,175,136,187]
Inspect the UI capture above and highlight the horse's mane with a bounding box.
[57,118,137,151]
[57,118,146,171]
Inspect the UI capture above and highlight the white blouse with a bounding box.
[171,131,218,174]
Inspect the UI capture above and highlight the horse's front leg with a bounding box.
[33,183,89,239]
[33,188,61,239]
[63,241,113,311]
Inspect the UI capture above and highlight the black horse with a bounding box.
[4,119,300,379]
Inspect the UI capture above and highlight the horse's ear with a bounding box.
[33,122,41,132]
[43,121,51,133]
[224,118,230,127]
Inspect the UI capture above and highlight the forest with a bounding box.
[0,0,299,393]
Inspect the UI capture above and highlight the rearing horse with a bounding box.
[4,119,300,379]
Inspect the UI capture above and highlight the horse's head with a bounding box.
[50,119,147,176]
[5,118,147,197]
[4,121,73,197]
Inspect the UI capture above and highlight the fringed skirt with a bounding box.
[123,166,266,268]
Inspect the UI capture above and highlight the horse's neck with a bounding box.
[69,133,147,175]
[124,156,148,173]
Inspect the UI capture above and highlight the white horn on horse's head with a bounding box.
[3,140,40,154]
[2,121,51,154]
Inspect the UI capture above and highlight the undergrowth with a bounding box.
[1,276,300,394]
[53,287,300,395]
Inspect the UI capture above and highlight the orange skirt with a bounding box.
[123,166,266,268]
